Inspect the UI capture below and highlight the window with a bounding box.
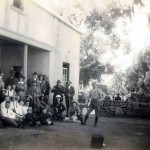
[13,0,23,10]
[62,63,69,87]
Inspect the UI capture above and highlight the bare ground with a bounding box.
[0,116,150,150]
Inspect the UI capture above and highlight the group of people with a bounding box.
[0,69,83,128]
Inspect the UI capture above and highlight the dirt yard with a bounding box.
[0,116,150,150]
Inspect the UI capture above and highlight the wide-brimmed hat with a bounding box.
[71,101,77,104]
[56,80,61,83]
[32,72,38,75]
[116,93,120,95]
[55,95,61,98]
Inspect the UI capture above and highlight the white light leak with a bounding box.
[130,13,150,55]
[101,74,114,87]
[111,52,133,72]
[102,10,150,86]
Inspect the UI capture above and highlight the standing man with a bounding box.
[83,81,105,127]
[38,74,44,92]
[27,72,40,88]
[27,81,41,115]
[65,80,75,117]
[42,75,51,104]
[5,70,18,88]
[51,80,64,106]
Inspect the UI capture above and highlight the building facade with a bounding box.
[0,0,81,100]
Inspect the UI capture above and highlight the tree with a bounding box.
[79,5,133,86]
[110,72,127,95]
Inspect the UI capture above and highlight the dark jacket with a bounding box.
[51,85,64,101]
[56,102,66,114]
[27,78,40,88]
[65,86,75,98]
[39,113,51,124]
[27,86,41,97]
[25,113,38,123]
[0,91,5,104]
[5,77,18,88]
[40,80,51,95]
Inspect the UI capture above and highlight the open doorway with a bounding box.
[12,66,23,79]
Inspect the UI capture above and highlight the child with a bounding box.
[24,107,41,127]
[39,108,54,125]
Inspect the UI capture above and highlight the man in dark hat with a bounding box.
[5,70,18,88]
[51,80,65,106]
[64,80,75,117]
[115,93,121,101]
[27,72,40,88]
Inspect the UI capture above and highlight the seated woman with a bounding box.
[69,101,83,124]
[26,95,33,108]
[11,85,17,96]
[15,100,25,119]
[51,95,66,121]
[23,100,30,115]
[39,108,54,125]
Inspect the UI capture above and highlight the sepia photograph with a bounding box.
[0,0,150,150]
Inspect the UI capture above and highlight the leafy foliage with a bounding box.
[79,6,132,86]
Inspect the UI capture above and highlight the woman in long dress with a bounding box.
[16,76,27,101]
